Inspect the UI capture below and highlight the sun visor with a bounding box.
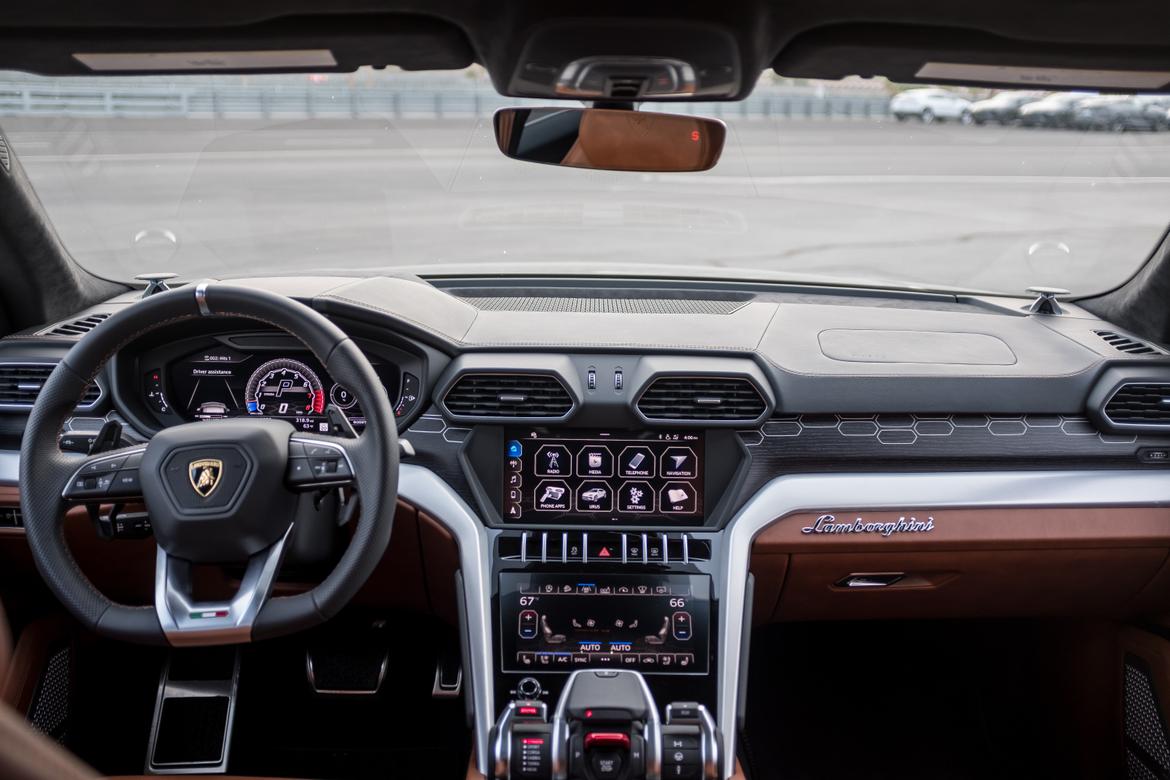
[0,14,474,76]
[774,25,1170,92]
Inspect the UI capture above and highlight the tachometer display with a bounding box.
[244,358,325,417]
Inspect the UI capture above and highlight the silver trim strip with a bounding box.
[0,450,17,485]
[156,523,293,645]
[194,282,212,316]
[397,462,494,776]
[717,469,1170,776]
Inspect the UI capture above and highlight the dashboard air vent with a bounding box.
[44,312,110,337]
[637,376,767,421]
[0,363,101,409]
[444,373,573,418]
[1104,383,1170,426]
[1094,330,1163,356]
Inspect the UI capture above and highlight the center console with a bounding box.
[451,424,747,779]
[491,669,720,780]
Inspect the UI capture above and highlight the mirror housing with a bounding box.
[493,107,725,172]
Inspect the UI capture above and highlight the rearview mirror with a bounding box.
[493,107,725,172]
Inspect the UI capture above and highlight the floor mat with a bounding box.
[740,620,1122,780]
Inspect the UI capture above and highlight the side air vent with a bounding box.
[637,376,768,422]
[0,363,102,410]
[1104,383,1170,426]
[443,373,573,419]
[1095,330,1164,356]
[0,134,10,172]
[43,313,111,337]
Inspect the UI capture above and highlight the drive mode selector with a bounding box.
[493,668,721,779]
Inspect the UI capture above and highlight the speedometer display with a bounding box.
[244,358,325,418]
[159,344,396,433]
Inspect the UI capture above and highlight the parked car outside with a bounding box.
[969,91,1043,125]
[889,87,973,124]
[1133,94,1170,130]
[1073,95,1162,131]
[1017,92,1093,128]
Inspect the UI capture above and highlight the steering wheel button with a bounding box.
[287,458,313,483]
[111,469,141,494]
[304,444,338,459]
[83,456,125,474]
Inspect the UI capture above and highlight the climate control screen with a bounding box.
[499,572,710,675]
[502,429,704,524]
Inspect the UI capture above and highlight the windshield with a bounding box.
[2,68,1168,295]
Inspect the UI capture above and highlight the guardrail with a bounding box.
[0,82,891,120]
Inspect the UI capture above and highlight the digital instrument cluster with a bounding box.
[502,429,704,524]
[143,343,417,433]
[498,572,710,675]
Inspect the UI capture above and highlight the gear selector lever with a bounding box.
[491,669,719,780]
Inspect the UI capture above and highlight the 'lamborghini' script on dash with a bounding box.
[800,514,935,537]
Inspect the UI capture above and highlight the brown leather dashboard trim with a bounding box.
[754,506,1170,552]
[752,506,1170,621]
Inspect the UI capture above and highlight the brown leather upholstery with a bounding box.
[0,598,11,689]
[0,702,97,780]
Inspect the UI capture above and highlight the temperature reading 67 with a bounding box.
[669,597,687,608]
[520,596,537,607]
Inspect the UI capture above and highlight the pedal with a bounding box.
[432,648,462,699]
[306,623,390,695]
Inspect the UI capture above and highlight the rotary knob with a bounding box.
[517,676,542,699]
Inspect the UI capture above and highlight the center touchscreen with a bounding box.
[503,429,704,524]
[499,572,710,675]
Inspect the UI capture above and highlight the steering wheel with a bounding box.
[18,284,399,646]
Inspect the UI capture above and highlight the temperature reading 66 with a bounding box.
[669,597,687,608]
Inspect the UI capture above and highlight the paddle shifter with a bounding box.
[491,670,719,780]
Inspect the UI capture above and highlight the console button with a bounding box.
[576,481,613,512]
[664,734,700,751]
[619,446,655,478]
[618,481,654,513]
[659,482,697,513]
[660,446,698,479]
[534,445,572,477]
[534,479,571,511]
[518,609,539,639]
[576,445,614,477]
[591,750,624,778]
[672,611,693,641]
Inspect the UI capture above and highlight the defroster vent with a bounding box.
[1095,330,1164,356]
[43,313,110,337]
[443,373,573,419]
[1105,383,1170,426]
[637,376,767,422]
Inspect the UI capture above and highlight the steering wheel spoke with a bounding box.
[155,524,293,646]
[60,445,148,502]
[286,434,359,491]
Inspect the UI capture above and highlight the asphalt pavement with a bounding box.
[4,115,1170,295]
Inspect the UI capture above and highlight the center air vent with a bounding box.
[1104,383,1170,426]
[637,376,767,422]
[0,363,101,409]
[443,373,573,419]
